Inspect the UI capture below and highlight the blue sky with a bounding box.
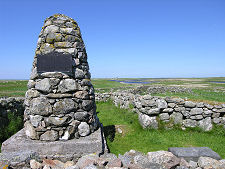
[0,0,225,79]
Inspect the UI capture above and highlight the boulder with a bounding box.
[168,147,221,162]
[198,117,213,131]
[198,157,221,169]
[170,113,183,124]
[138,113,158,129]
[147,151,180,169]
[156,99,168,109]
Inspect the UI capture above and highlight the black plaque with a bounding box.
[37,52,73,74]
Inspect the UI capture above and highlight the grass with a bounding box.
[97,100,225,158]
[0,112,24,152]
[0,80,27,97]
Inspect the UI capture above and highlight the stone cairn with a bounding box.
[24,14,99,141]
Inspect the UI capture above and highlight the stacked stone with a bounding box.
[0,97,24,128]
[24,14,99,141]
[95,91,225,131]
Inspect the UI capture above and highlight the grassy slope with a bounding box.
[97,101,225,158]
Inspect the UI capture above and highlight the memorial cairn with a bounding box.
[24,14,99,141]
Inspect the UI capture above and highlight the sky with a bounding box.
[0,0,225,79]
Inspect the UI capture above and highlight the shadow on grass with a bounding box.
[103,125,116,142]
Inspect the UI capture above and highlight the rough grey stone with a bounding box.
[58,79,79,93]
[35,78,52,92]
[75,68,85,79]
[25,89,40,99]
[78,122,90,136]
[168,103,176,108]
[1,128,105,166]
[138,113,158,129]
[184,101,196,108]
[156,99,168,109]
[217,108,225,113]
[146,108,160,115]
[30,97,52,116]
[44,25,59,34]
[190,108,203,115]
[198,157,221,168]
[27,80,36,89]
[53,98,76,114]
[46,93,73,98]
[183,119,197,128]
[118,154,133,167]
[40,130,59,141]
[24,121,39,140]
[47,116,68,126]
[30,67,38,80]
[74,111,88,121]
[170,112,183,124]
[29,115,43,127]
[162,108,173,113]
[198,117,213,131]
[213,117,221,124]
[159,113,170,121]
[168,147,221,162]
[147,151,180,169]
[82,100,94,111]
[41,72,64,78]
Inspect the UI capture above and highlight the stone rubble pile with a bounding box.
[18,149,225,169]
[0,97,24,128]
[95,92,225,131]
[24,14,99,141]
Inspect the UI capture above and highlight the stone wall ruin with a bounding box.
[24,14,99,141]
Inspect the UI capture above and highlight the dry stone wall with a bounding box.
[24,14,99,141]
[95,92,225,131]
[0,97,24,129]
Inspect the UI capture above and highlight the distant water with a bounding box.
[209,81,225,84]
[109,80,158,84]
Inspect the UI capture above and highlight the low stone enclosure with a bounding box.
[95,91,225,131]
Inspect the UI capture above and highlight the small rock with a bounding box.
[106,158,122,167]
[198,156,221,169]
[40,130,59,141]
[138,113,158,129]
[184,101,196,108]
[198,117,213,131]
[156,99,168,109]
[147,151,180,169]
[24,121,39,139]
[30,159,42,169]
[78,122,90,136]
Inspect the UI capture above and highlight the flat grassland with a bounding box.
[0,78,225,157]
